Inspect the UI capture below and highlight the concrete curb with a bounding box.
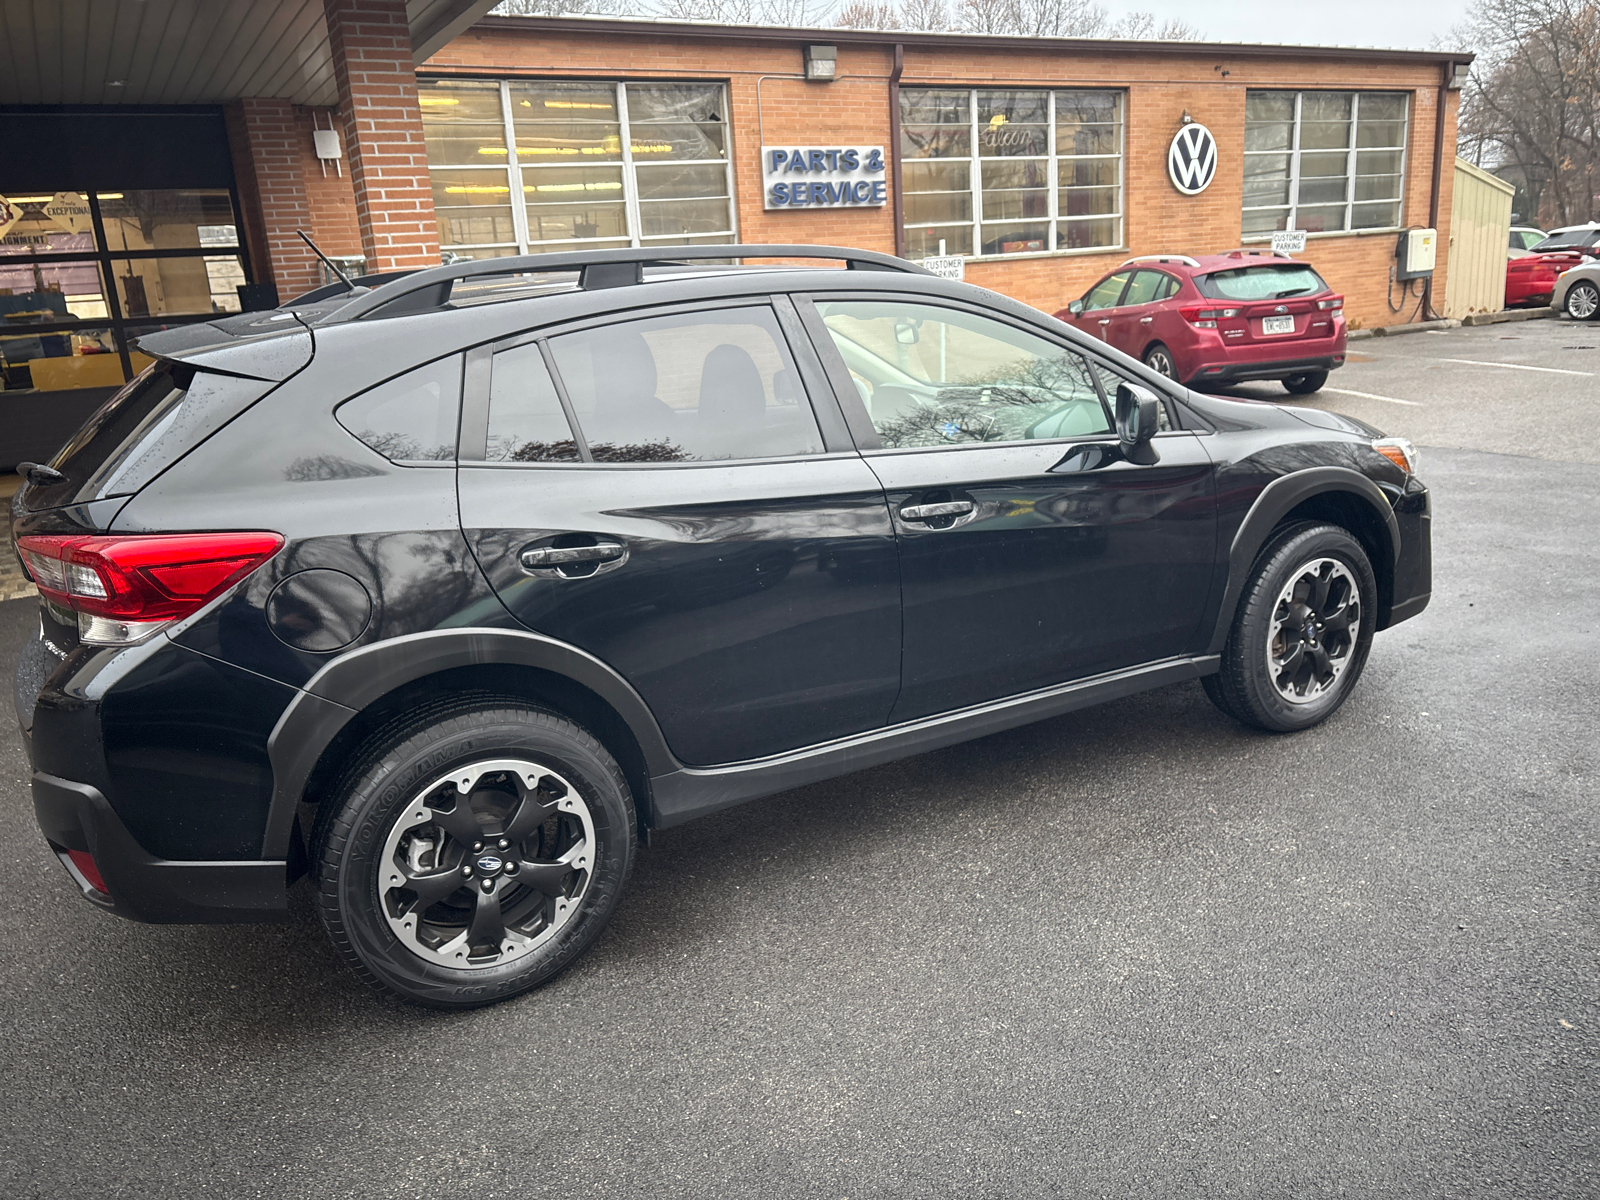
[1348,318,1460,340]
[1459,307,1556,327]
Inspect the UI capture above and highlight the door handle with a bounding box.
[520,540,627,577]
[900,499,975,522]
[1097,318,1111,326]
[1140,316,1154,324]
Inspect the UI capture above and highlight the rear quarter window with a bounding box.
[1195,264,1330,301]
[335,355,462,463]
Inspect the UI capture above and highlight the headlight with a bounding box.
[1372,437,1419,475]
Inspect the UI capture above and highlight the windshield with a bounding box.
[1195,264,1329,301]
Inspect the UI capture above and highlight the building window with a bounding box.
[419,78,736,259]
[1243,91,1409,237]
[899,88,1123,260]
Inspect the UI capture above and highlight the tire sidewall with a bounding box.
[1232,524,1377,731]
[321,710,633,1008]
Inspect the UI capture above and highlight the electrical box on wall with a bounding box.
[1396,227,1437,280]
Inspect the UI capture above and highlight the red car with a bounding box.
[1504,224,1600,308]
[1056,251,1347,394]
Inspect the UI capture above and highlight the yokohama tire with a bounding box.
[314,697,635,1008]
[1203,522,1377,733]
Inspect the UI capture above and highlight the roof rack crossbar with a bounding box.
[323,244,929,321]
[1220,248,1294,259]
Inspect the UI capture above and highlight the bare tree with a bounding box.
[492,0,625,14]
[1456,0,1600,226]
[834,0,1202,37]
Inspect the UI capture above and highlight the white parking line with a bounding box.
[1322,387,1423,407]
[1436,357,1594,377]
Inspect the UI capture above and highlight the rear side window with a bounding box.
[546,306,823,463]
[336,355,461,463]
[1195,264,1329,301]
[486,343,580,462]
[1120,270,1167,306]
[27,361,272,508]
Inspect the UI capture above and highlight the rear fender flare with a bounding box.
[262,628,676,859]
[1206,467,1399,654]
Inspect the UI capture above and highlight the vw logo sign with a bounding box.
[1168,122,1218,196]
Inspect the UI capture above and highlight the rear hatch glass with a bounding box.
[18,361,272,512]
[1194,264,1329,301]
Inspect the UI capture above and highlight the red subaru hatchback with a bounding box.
[1056,251,1347,394]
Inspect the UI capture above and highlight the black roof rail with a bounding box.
[321,244,930,322]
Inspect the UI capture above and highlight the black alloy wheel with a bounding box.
[1203,522,1376,732]
[1282,370,1329,395]
[314,698,635,1008]
[1565,281,1600,321]
[1142,343,1179,381]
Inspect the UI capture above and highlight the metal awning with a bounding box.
[0,0,499,107]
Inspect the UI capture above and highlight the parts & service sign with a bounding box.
[764,146,888,209]
[1167,122,1218,196]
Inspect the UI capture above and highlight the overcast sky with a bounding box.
[1135,0,1476,51]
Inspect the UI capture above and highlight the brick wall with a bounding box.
[410,23,1461,330]
[324,0,440,272]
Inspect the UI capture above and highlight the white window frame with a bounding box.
[1241,90,1410,240]
[900,87,1125,262]
[421,77,738,259]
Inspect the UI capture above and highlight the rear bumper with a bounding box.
[33,771,287,924]
[1190,354,1345,385]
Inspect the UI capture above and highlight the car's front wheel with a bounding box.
[1565,281,1599,321]
[314,697,635,1008]
[1282,370,1329,395]
[1203,522,1376,733]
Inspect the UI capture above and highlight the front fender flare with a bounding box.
[261,627,676,859]
[1206,466,1399,655]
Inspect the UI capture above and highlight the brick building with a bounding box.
[0,2,1469,466]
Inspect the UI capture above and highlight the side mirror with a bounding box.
[1115,383,1161,464]
[1067,299,1085,316]
[894,318,921,345]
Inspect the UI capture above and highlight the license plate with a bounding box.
[1262,315,1296,335]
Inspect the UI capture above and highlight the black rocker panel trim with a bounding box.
[262,628,676,860]
[647,654,1219,829]
[1207,467,1400,655]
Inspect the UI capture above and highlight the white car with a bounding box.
[1552,258,1600,320]
[1508,226,1546,258]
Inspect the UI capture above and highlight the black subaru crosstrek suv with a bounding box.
[12,245,1430,1007]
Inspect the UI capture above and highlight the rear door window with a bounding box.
[1120,270,1166,307]
[1195,264,1329,301]
[335,355,462,463]
[485,343,580,462]
[545,306,824,463]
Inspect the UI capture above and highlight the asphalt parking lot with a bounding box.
[1,317,1595,1199]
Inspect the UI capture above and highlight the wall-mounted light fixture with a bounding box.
[804,44,837,82]
[1448,62,1470,90]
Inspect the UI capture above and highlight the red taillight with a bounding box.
[66,849,108,894]
[17,531,283,643]
[1180,304,1240,328]
[1317,295,1344,311]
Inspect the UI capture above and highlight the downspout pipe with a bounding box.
[890,43,905,259]
[1424,60,1451,320]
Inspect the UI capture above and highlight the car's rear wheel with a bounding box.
[1203,522,1376,733]
[1142,343,1179,381]
[1282,370,1329,395]
[1565,281,1599,320]
[314,697,635,1008]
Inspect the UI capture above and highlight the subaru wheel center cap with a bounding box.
[476,854,504,876]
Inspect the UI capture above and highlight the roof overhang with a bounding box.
[0,0,501,108]
[466,13,1473,67]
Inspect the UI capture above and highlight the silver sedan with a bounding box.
[1553,260,1600,319]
